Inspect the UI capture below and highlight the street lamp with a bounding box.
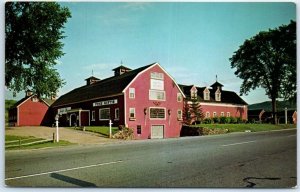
[55,114,59,142]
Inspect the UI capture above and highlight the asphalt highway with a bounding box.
[5,128,297,188]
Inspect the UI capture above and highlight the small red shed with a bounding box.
[8,91,55,126]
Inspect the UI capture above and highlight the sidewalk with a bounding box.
[5,126,118,145]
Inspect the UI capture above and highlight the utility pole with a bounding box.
[285,107,288,125]
[55,114,59,142]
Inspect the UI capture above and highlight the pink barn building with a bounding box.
[179,81,248,123]
[51,63,185,139]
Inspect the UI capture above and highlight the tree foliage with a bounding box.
[5,2,71,97]
[183,98,204,125]
[230,21,296,124]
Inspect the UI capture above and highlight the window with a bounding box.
[177,93,182,102]
[91,111,95,121]
[149,90,165,101]
[129,88,135,99]
[177,110,183,120]
[215,89,221,101]
[115,108,119,120]
[227,112,230,117]
[204,88,210,100]
[151,72,164,80]
[99,108,110,120]
[191,91,197,100]
[221,112,224,117]
[206,112,210,118]
[31,97,38,102]
[213,112,217,117]
[150,79,164,90]
[150,108,166,119]
[129,108,135,119]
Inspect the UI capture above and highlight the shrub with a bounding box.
[203,118,212,124]
[219,116,227,124]
[236,117,243,124]
[225,117,231,124]
[212,117,220,124]
[112,127,134,140]
[230,117,237,124]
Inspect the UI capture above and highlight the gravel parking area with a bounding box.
[5,126,119,145]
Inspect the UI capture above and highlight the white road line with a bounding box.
[221,140,256,147]
[287,134,296,137]
[5,160,123,181]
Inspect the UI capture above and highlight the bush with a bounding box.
[230,117,237,124]
[112,127,134,140]
[180,126,229,137]
[202,118,212,124]
[219,116,227,124]
[212,117,220,124]
[225,117,231,124]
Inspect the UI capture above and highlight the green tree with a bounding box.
[183,97,204,125]
[230,21,296,124]
[5,2,71,98]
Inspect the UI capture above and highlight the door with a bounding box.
[80,111,90,126]
[151,125,164,139]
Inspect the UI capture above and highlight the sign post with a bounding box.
[109,119,113,138]
[55,114,59,142]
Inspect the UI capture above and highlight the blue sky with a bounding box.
[4,2,296,104]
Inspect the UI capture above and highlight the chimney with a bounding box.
[26,90,33,97]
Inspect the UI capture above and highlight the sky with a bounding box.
[4,2,296,104]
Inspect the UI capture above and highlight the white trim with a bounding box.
[213,112,217,117]
[115,108,120,120]
[16,95,33,107]
[129,88,135,99]
[91,111,95,121]
[199,102,247,108]
[124,94,127,126]
[177,109,183,120]
[149,107,166,120]
[122,63,186,98]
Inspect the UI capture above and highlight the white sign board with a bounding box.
[150,79,164,90]
[93,99,118,107]
[58,107,71,114]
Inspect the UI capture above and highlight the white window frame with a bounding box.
[99,108,110,121]
[129,108,136,119]
[227,112,230,117]
[221,112,224,117]
[213,112,217,117]
[150,72,164,80]
[177,109,183,120]
[177,93,182,102]
[215,92,221,101]
[115,108,119,120]
[149,90,166,101]
[129,88,135,99]
[206,112,210,118]
[91,111,95,121]
[149,107,166,120]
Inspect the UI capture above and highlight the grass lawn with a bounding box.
[84,126,119,137]
[5,135,74,150]
[193,123,296,133]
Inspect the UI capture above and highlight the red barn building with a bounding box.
[8,91,55,126]
[179,81,248,123]
[51,63,185,139]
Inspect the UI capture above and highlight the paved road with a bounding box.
[5,129,296,188]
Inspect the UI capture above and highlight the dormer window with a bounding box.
[215,88,221,101]
[203,88,210,100]
[190,85,198,100]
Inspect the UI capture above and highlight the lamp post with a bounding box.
[55,114,59,142]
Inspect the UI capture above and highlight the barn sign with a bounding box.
[93,99,118,107]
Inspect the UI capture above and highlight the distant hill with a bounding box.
[5,100,17,124]
[249,100,297,111]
